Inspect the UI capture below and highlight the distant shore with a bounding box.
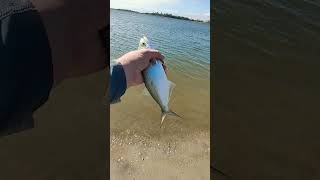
[111,8,210,23]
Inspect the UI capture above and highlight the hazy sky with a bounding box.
[110,0,210,21]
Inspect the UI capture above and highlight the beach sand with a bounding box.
[110,130,209,180]
[110,72,210,180]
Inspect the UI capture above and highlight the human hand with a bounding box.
[116,49,166,88]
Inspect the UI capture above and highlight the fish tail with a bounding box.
[160,110,182,127]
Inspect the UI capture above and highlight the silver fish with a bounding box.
[138,36,181,126]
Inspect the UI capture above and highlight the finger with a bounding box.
[150,58,156,63]
[158,57,165,65]
[162,64,168,75]
[145,49,165,62]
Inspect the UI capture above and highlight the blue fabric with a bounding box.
[109,62,127,104]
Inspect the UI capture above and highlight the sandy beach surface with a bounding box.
[110,72,210,180]
[111,129,209,180]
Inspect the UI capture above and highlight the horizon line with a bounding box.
[110,8,210,22]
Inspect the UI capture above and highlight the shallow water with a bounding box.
[110,9,210,179]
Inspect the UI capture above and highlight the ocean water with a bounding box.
[110,9,210,80]
[110,9,211,179]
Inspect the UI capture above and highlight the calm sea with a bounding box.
[110,9,210,79]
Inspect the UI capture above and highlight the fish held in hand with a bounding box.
[138,36,181,126]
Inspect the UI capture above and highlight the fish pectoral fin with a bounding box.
[160,110,182,128]
[168,81,176,100]
[142,87,151,96]
[168,81,176,89]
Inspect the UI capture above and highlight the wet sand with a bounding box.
[111,72,210,180]
[111,130,209,180]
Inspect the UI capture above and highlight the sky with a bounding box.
[110,0,210,21]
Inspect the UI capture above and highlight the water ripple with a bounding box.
[111,9,210,80]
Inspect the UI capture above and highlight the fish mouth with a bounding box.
[139,36,149,49]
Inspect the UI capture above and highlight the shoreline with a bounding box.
[111,8,210,23]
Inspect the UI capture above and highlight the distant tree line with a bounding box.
[144,12,206,23]
[112,8,210,23]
